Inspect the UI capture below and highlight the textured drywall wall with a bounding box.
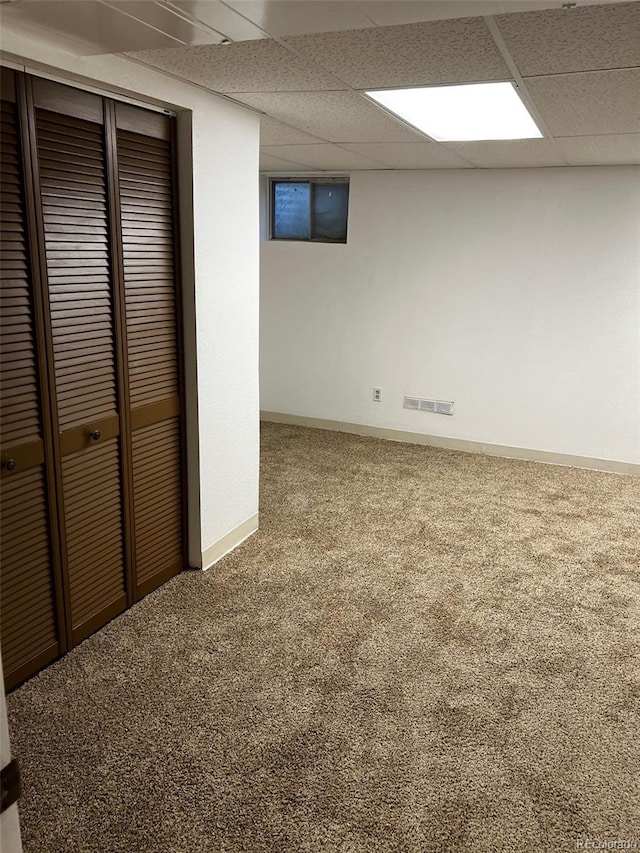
[261,167,640,463]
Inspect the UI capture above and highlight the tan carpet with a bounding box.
[7,422,640,853]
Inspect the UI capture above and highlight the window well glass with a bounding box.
[272,182,310,240]
[313,183,349,242]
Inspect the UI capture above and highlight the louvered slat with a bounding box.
[61,440,126,633]
[118,129,178,409]
[0,86,61,689]
[131,419,182,586]
[0,465,58,680]
[36,107,118,432]
[1,101,40,448]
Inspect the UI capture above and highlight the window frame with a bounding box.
[269,176,349,244]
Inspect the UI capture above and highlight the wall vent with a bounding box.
[404,396,454,415]
[404,396,420,410]
[435,400,454,416]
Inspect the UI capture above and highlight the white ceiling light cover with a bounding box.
[366,82,544,141]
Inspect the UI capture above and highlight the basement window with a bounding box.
[270,178,349,243]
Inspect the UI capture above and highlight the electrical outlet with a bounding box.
[373,387,382,402]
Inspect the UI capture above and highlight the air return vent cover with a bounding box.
[404,396,454,415]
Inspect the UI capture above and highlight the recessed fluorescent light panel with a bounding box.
[365,82,543,142]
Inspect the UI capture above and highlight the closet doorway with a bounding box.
[1,68,187,690]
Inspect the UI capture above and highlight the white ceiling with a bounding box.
[1,0,639,170]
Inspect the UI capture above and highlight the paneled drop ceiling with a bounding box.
[1,0,639,170]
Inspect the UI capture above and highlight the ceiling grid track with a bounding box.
[481,14,571,166]
[122,36,440,169]
[160,0,244,44]
[212,4,480,170]
[99,0,187,47]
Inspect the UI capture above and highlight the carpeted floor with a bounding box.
[7,422,640,853]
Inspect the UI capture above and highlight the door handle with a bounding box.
[90,430,101,442]
[2,458,16,472]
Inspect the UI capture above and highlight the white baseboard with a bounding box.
[200,513,259,572]
[261,412,639,477]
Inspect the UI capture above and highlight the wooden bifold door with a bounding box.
[1,69,186,690]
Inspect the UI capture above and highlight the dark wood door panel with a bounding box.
[117,127,178,410]
[61,438,127,643]
[115,113,185,599]
[1,99,41,452]
[1,73,63,690]
[0,466,60,689]
[32,85,130,649]
[131,418,183,596]
[35,106,119,433]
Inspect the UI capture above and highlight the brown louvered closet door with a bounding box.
[31,78,130,646]
[1,72,185,689]
[115,103,184,599]
[0,69,65,689]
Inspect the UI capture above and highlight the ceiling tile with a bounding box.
[555,134,640,165]
[127,40,339,92]
[282,17,510,89]
[231,91,425,142]
[260,152,314,171]
[0,1,184,54]
[496,2,640,77]
[223,0,375,37]
[105,1,222,45]
[338,142,473,169]
[260,116,326,145]
[526,69,640,136]
[443,139,565,168]
[165,1,267,41]
[261,143,388,170]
